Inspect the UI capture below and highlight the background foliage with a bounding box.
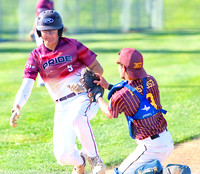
[0,0,200,40]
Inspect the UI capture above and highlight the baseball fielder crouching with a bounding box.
[93,48,174,174]
[11,10,106,174]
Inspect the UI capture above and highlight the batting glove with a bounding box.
[67,82,85,93]
[10,105,21,127]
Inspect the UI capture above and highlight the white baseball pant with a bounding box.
[53,93,99,166]
[118,129,174,174]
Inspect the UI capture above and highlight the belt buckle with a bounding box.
[150,134,159,140]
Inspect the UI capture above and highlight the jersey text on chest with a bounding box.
[42,55,72,70]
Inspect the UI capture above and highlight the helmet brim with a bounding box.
[36,25,63,31]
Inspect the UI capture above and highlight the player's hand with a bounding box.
[10,105,21,127]
[67,82,85,93]
[94,73,109,89]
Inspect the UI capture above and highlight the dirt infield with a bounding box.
[164,137,200,174]
[105,137,200,174]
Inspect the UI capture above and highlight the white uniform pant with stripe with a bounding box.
[118,129,174,174]
[53,93,99,166]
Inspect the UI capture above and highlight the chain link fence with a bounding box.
[0,0,164,40]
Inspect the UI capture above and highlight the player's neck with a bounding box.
[44,40,59,51]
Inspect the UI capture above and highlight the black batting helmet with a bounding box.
[36,10,63,37]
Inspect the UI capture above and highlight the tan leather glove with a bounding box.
[67,82,85,93]
[10,105,21,127]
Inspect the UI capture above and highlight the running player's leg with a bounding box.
[53,101,84,166]
[72,95,106,173]
[72,95,99,157]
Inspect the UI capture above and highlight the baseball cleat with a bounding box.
[80,152,88,160]
[71,155,86,174]
[87,156,106,174]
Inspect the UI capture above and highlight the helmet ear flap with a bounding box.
[36,29,41,37]
[58,27,63,37]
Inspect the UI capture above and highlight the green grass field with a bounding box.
[0,29,200,173]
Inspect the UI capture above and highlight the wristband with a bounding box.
[95,93,102,102]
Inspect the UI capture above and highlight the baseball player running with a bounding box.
[94,48,174,173]
[11,10,106,174]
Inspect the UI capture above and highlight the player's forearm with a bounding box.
[14,78,35,109]
[97,97,113,119]
[88,60,103,75]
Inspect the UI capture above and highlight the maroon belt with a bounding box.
[55,92,76,102]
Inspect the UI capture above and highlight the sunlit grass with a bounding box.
[0,30,200,173]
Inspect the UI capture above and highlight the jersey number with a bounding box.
[147,93,157,109]
[67,65,73,72]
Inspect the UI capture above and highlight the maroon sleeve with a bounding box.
[75,40,97,67]
[23,52,39,80]
[108,90,125,118]
[108,87,140,119]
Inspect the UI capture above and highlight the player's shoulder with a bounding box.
[107,81,126,101]
[147,74,154,79]
[114,85,129,98]
[61,37,77,43]
[146,75,159,89]
[29,45,43,58]
[110,86,133,106]
[146,75,158,83]
[60,37,79,46]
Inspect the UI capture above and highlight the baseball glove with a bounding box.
[79,68,104,102]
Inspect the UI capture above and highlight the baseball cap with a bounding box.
[116,48,147,79]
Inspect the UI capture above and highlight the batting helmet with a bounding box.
[36,10,63,37]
